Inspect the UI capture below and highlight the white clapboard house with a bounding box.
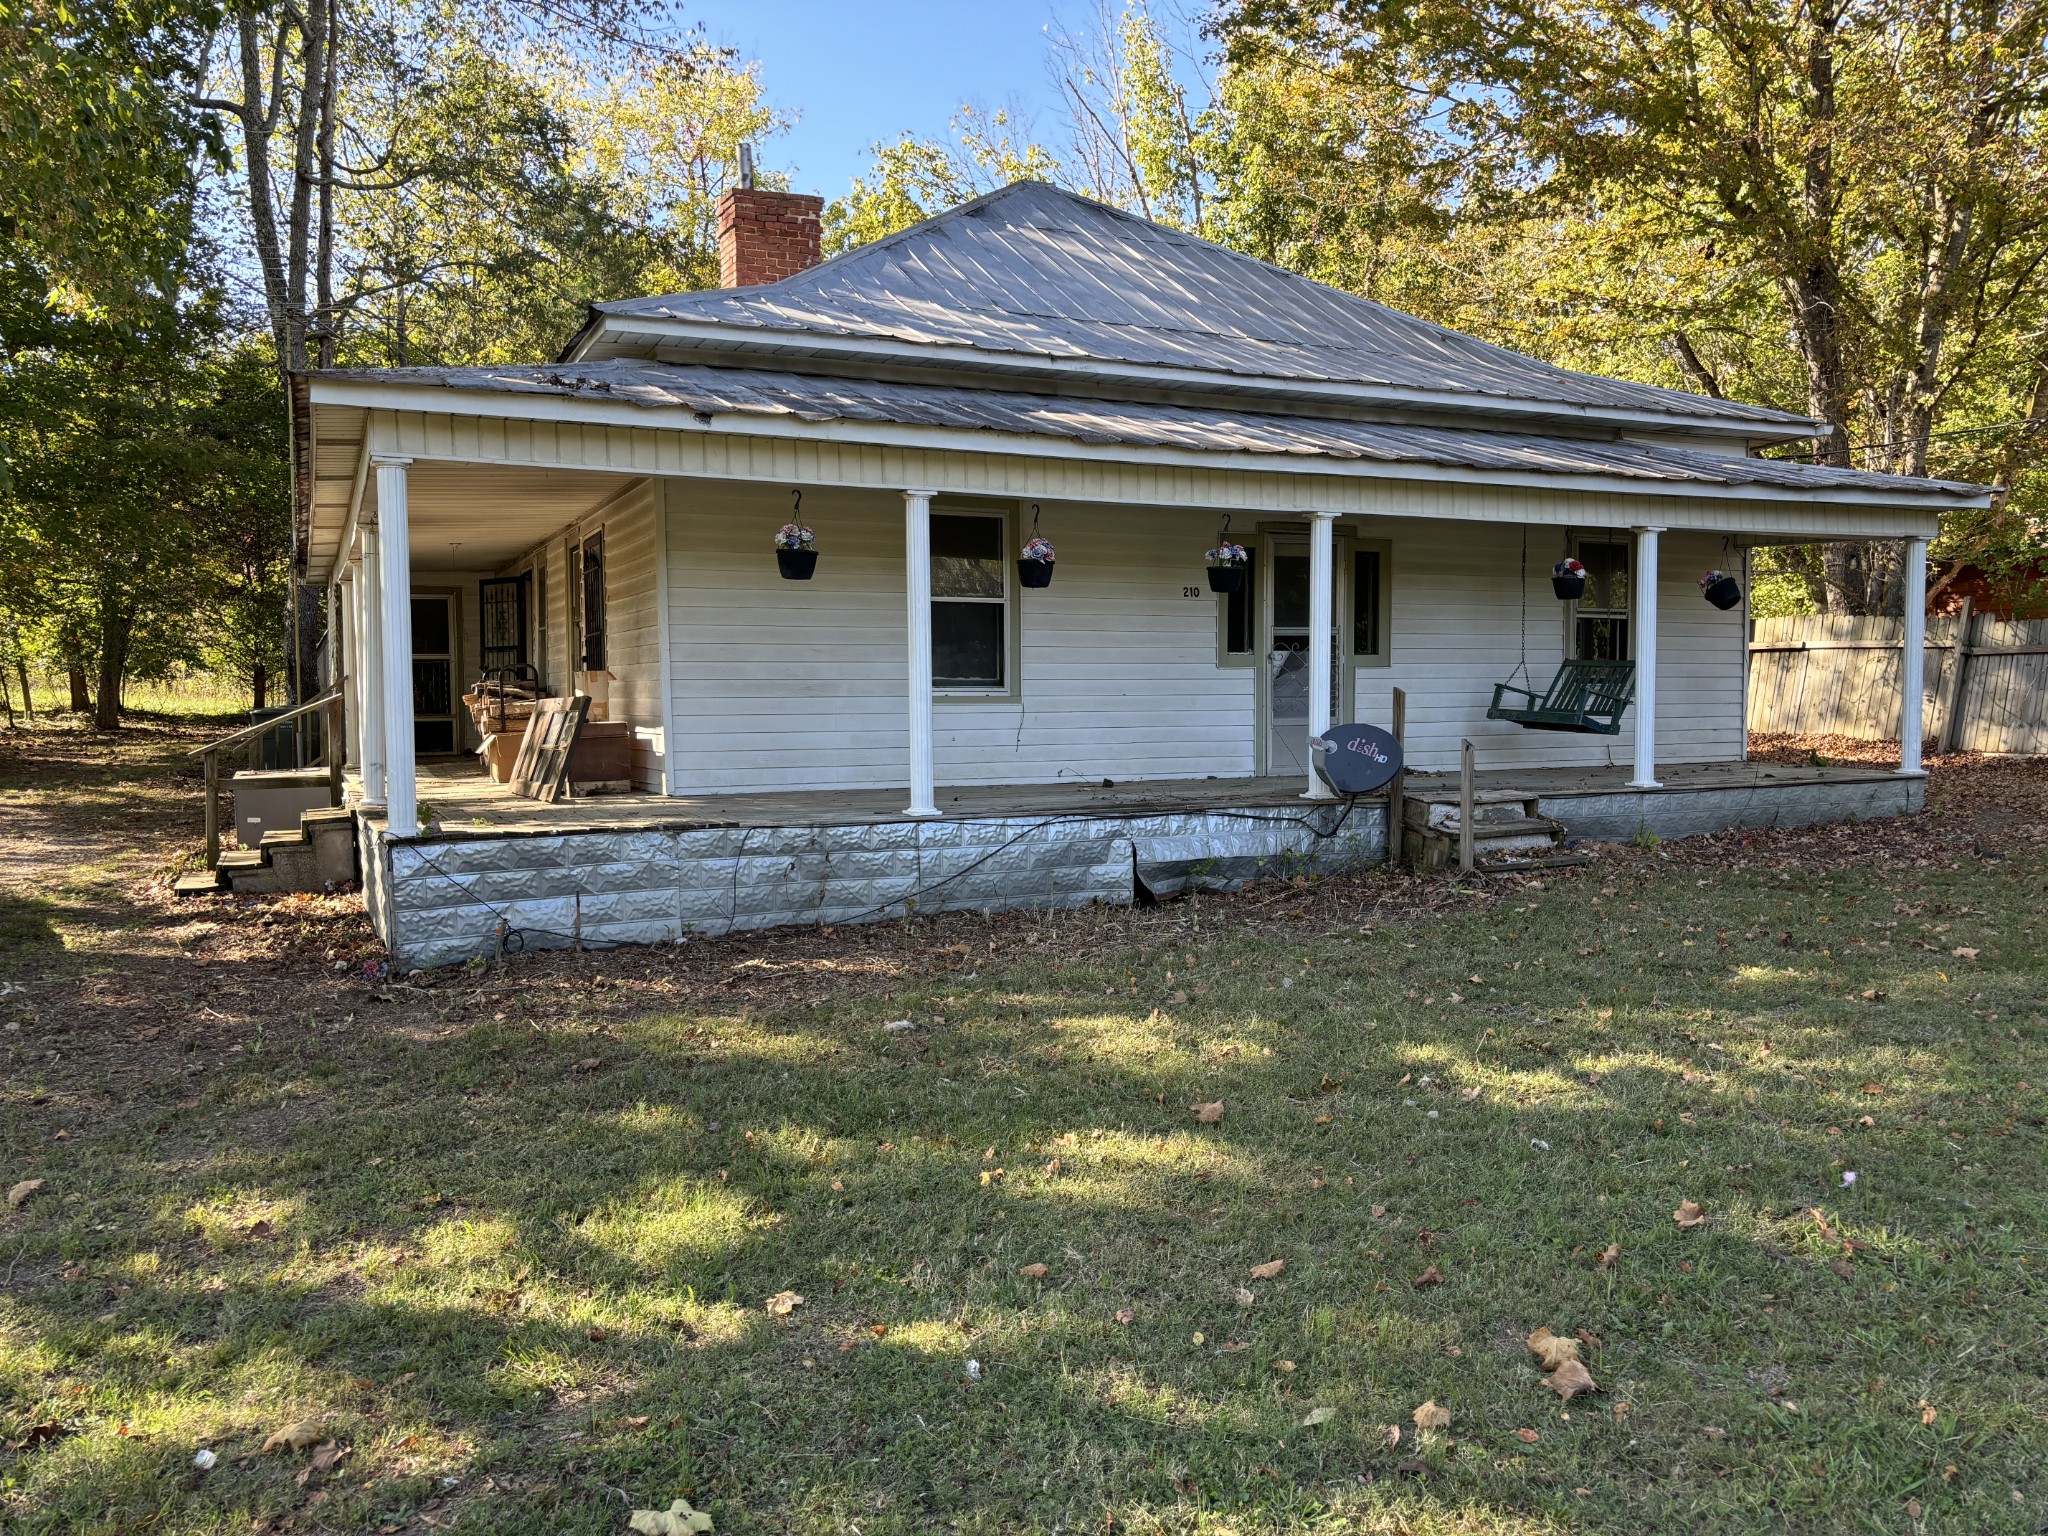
[257,180,1984,965]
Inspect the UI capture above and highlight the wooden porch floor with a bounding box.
[390,757,1912,841]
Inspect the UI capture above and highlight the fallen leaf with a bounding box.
[1273,1359,1295,1372]
[1596,1243,1620,1270]
[295,1441,346,1486]
[1412,1400,1452,1430]
[764,1290,804,1316]
[1542,1359,1598,1401]
[1702,1425,1728,1441]
[1370,1204,1387,1219]
[1412,1265,1443,1288]
[1233,1285,1255,1306]
[1379,1424,1402,1449]
[1952,946,1979,960]
[1017,1263,1048,1280]
[619,1415,652,1430]
[1674,1199,1706,1229]
[629,1497,714,1535]
[587,1326,609,1342]
[1906,1498,1923,1519]
[1300,1406,1334,1427]
[1462,1086,1482,1101]
[1517,1427,1540,1444]
[1249,1259,1285,1280]
[1921,1401,1937,1426]
[572,1056,601,1073]
[1218,1339,1249,1353]
[1113,1308,1135,1325]
[6,1178,44,1209]
[260,1419,325,1455]
[1191,1101,1225,1124]
[1526,1327,1580,1371]
[1574,1327,1604,1351]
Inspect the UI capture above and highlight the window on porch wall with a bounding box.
[931,511,1008,690]
[1572,534,1631,661]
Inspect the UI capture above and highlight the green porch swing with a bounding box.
[1485,531,1637,735]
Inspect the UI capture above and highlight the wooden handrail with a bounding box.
[192,689,345,870]
[186,688,341,759]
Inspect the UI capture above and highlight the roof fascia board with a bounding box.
[305,380,1975,523]
[574,313,1823,442]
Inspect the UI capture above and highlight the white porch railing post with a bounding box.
[358,533,387,804]
[903,489,939,818]
[1629,525,1663,789]
[1901,534,1929,774]
[339,573,359,770]
[1303,509,1338,800]
[376,455,418,837]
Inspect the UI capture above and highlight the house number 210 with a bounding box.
[1182,585,1203,597]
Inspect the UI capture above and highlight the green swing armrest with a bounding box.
[1488,681,1542,712]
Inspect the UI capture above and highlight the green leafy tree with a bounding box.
[1217,0,2048,613]
[826,109,1059,255]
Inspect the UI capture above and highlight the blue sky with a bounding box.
[685,1,1092,197]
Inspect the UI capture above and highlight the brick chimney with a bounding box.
[716,152,823,287]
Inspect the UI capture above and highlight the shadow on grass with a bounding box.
[3,858,2044,1535]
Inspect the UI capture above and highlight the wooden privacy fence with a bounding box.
[1747,602,2048,754]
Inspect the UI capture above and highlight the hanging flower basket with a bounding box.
[1551,557,1587,600]
[1700,569,1742,610]
[1017,535,1056,588]
[1206,541,1249,593]
[775,523,817,580]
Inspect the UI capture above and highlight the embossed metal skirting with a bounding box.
[359,802,1383,970]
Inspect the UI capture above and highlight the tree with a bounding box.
[1217,0,2048,613]
[826,109,1059,255]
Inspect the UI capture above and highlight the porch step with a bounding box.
[212,807,359,895]
[1401,784,1580,871]
[173,870,225,898]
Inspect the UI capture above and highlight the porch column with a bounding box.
[1628,525,1663,789]
[375,455,418,837]
[903,489,939,817]
[1303,509,1338,800]
[1900,535,1929,774]
[358,535,387,804]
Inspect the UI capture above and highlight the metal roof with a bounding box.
[316,359,1985,502]
[581,182,1815,436]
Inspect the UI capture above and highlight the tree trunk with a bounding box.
[15,654,33,720]
[94,608,132,731]
[253,660,268,711]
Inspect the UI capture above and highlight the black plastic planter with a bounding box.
[1551,574,1587,600]
[1018,559,1054,588]
[1207,565,1246,594]
[1703,575,1743,610]
[776,548,818,581]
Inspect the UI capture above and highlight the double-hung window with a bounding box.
[931,511,1009,691]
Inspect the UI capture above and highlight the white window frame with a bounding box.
[930,505,1016,700]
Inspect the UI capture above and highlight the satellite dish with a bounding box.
[1310,723,1404,796]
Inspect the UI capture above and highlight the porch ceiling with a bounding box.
[373,463,638,574]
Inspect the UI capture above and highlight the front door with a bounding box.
[411,594,457,755]
[1259,534,1349,778]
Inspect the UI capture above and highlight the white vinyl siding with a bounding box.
[661,482,1256,794]
[1350,524,1744,772]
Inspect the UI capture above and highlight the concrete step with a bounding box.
[173,871,225,898]
[216,850,267,873]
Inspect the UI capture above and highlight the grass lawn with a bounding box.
[2,726,2044,1533]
